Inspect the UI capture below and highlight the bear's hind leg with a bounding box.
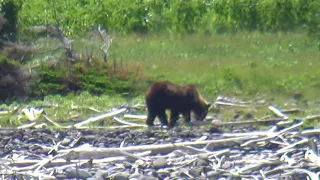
[183,111,191,125]
[169,110,179,128]
[157,109,169,126]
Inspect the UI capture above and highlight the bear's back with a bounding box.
[145,81,198,111]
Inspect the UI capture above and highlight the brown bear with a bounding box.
[145,81,211,128]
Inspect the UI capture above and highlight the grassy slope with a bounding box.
[111,32,319,101]
[1,32,320,127]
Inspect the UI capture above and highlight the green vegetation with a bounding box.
[110,32,319,100]
[0,92,130,126]
[0,55,28,101]
[0,0,319,128]
[0,0,318,37]
[29,58,144,98]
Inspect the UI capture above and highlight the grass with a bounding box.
[0,92,131,126]
[110,31,319,101]
[1,31,320,128]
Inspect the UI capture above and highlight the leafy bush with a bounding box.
[13,0,320,37]
[29,58,145,98]
[0,55,28,102]
[0,1,18,41]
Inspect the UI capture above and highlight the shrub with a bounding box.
[15,0,320,37]
[0,55,28,102]
[29,57,145,98]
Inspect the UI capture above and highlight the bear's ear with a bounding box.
[206,103,211,109]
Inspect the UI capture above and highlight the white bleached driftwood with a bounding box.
[73,108,126,127]
[124,114,147,120]
[113,117,147,127]
[0,170,55,180]
[22,107,44,121]
[0,110,10,115]
[3,95,320,180]
[241,121,303,147]
[4,157,127,168]
[214,101,250,108]
[17,122,37,129]
[305,114,320,121]
[268,105,288,119]
[42,114,62,128]
[58,136,256,159]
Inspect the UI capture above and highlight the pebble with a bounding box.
[206,170,218,178]
[218,177,228,180]
[1,123,265,180]
[65,167,92,179]
[113,171,130,180]
[194,158,210,166]
[61,137,71,145]
[152,157,168,169]
[221,161,233,169]
[189,167,203,176]
[137,175,158,180]
[157,169,171,179]
[91,170,109,180]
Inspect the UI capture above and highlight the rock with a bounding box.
[61,137,71,145]
[98,142,105,147]
[113,171,130,180]
[65,167,92,179]
[55,174,67,179]
[221,161,233,169]
[194,157,210,166]
[133,159,146,168]
[218,177,227,180]
[146,170,158,178]
[206,170,218,178]
[157,169,171,179]
[12,138,20,144]
[189,167,203,176]
[198,154,209,160]
[138,175,158,180]
[91,170,109,180]
[244,113,253,120]
[123,161,132,169]
[152,157,168,169]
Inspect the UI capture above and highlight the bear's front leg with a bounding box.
[169,110,179,128]
[183,111,191,125]
[146,111,157,127]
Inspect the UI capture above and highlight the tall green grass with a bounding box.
[110,32,319,100]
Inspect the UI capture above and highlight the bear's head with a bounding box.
[193,99,211,121]
[184,85,211,121]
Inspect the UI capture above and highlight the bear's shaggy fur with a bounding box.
[145,81,210,127]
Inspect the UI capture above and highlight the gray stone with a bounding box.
[217,177,227,180]
[138,175,158,180]
[189,167,203,176]
[221,161,232,169]
[92,169,109,180]
[65,167,92,179]
[156,169,171,179]
[13,138,20,144]
[113,171,130,180]
[194,158,209,166]
[152,157,168,169]
[206,170,218,178]
[61,138,71,145]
